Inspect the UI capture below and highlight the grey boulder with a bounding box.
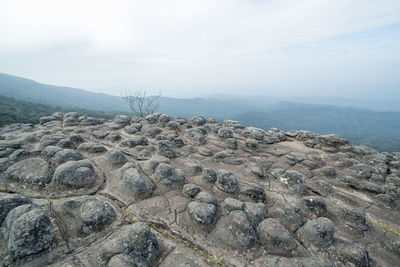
[121,167,153,196]
[186,128,206,145]
[52,160,95,188]
[121,136,148,147]
[113,115,131,125]
[99,223,160,267]
[243,202,269,227]
[217,127,234,139]
[104,150,128,165]
[5,158,50,185]
[211,210,256,249]
[299,196,328,217]
[279,170,306,194]
[216,170,239,194]
[257,218,297,256]
[297,217,335,248]
[277,204,305,232]
[80,198,116,231]
[154,163,185,186]
[52,149,83,164]
[158,140,177,158]
[0,194,33,224]
[2,204,54,257]
[202,168,217,182]
[188,201,217,225]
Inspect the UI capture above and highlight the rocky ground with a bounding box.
[0,112,399,267]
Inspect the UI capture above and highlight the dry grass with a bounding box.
[208,251,224,267]
[366,216,400,237]
[145,221,225,266]
[333,199,347,208]
[333,199,400,238]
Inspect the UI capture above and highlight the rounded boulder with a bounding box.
[216,170,239,194]
[5,158,50,186]
[121,167,153,196]
[154,163,185,186]
[297,217,335,248]
[2,204,54,257]
[188,201,217,225]
[257,218,297,256]
[52,160,95,188]
[80,198,116,230]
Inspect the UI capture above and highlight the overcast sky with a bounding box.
[0,0,399,99]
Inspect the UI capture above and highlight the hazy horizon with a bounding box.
[1,0,399,99]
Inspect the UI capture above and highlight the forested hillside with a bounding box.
[0,73,129,112]
[1,72,400,152]
[0,95,118,127]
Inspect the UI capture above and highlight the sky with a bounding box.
[0,0,399,99]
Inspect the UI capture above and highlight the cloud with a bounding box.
[0,0,399,98]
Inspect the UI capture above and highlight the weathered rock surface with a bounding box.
[104,149,128,165]
[158,140,177,158]
[52,149,83,164]
[120,136,148,147]
[80,198,116,231]
[211,210,256,249]
[3,157,50,185]
[52,160,95,188]
[0,194,32,224]
[257,218,298,256]
[202,168,217,182]
[154,163,185,186]
[0,111,399,266]
[216,170,239,193]
[121,167,154,197]
[2,204,54,258]
[96,223,160,266]
[297,217,335,249]
[188,201,217,225]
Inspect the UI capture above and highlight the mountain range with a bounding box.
[1,72,399,152]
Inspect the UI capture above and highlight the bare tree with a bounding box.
[121,90,161,118]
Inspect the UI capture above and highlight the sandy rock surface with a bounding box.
[0,112,400,266]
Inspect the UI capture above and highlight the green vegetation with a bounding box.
[0,95,119,127]
[0,72,130,112]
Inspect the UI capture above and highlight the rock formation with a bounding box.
[0,111,399,266]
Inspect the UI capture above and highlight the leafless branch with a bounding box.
[121,90,161,118]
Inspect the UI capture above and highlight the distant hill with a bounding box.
[233,102,400,152]
[0,73,130,112]
[1,72,400,152]
[0,95,119,127]
[0,73,258,116]
[208,94,400,112]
